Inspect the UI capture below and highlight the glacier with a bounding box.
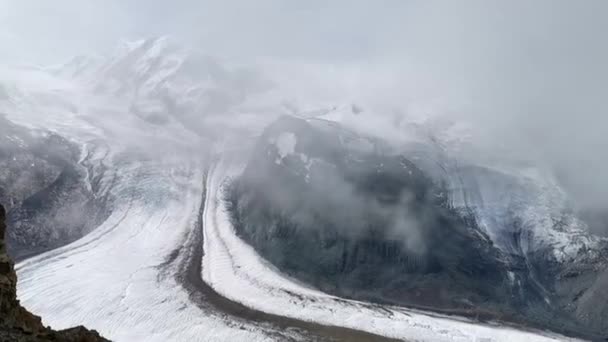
[0,37,597,341]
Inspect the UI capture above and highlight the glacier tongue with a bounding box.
[3,64,278,342]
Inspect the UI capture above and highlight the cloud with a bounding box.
[2,0,607,216]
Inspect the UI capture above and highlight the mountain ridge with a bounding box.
[228,115,608,340]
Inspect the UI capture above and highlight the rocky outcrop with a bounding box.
[228,116,608,340]
[0,116,110,261]
[228,116,517,312]
[0,204,109,342]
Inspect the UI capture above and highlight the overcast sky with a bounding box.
[1,0,608,209]
[1,0,408,64]
[1,1,602,63]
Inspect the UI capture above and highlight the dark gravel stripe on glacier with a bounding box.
[174,173,405,342]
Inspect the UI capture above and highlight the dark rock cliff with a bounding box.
[0,116,109,261]
[228,117,512,310]
[0,204,109,342]
[228,116,608,340]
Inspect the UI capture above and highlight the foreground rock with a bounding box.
[0,204,109,342]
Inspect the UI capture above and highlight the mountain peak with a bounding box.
[114,35,182,61]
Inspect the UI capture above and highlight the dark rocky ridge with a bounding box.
[228,115,608,340]
[0,204,109,341]
[229,117,511,308]
[0,115,110,261]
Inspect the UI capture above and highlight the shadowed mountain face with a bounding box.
[228,116,608,339]
[0,116,110,261]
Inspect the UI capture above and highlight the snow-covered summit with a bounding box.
[16,37,275,137]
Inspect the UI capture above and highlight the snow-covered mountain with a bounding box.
[229,115,608,339]
[0,38,602,341]
[45,37,275,137]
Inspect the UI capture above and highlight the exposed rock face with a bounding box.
[0,116,109,261]
[229,117,511,309]
[228,116,608,340]
[0,204,109,341]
